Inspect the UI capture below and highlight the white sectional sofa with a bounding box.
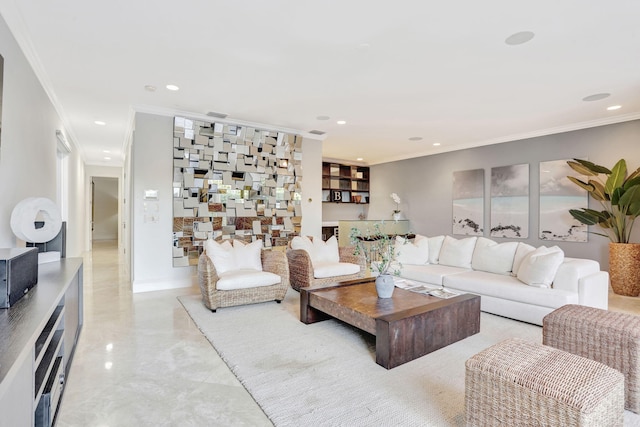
[391,235,609,325]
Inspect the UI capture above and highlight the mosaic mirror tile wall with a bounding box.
[172,117,303,267]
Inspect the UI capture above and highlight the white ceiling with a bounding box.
[2,0,640,167]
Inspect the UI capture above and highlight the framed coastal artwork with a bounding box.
[539,159,588,242]
[490,163,529,238]
[452,169,484,236]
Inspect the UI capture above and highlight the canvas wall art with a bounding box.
[490,163,529,238]
[539,159,588,242]
[452,169,484,236]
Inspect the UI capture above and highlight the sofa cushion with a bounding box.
[206,239,235,275]
[313,235,340,265]
[232,239,263,271]
[439,236,477,269]
[471,237,518,275]
[517,246,565,288]
[443,270,578,308]
[291,235,314,257]
[206,239,263,274]
[291,236,340,267]
[395,236,429,265]
[313,262,361,279]
[398,263,470,286]
[512,242,536,276]
[416,235,445,264]
[217,269,281,290]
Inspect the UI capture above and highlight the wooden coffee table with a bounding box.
[300,278,480,369]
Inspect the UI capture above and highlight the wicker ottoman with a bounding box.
[543,304,640,413]
[465,338,624,426]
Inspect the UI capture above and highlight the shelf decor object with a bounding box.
[322,162,369,204]
[172,117,303,267]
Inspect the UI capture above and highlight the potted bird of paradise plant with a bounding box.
[567,158,640,296]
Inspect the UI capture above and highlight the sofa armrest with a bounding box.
[339,246,366,271]
[578,271,609,310]
[553,258,600,294]
[262,249,289,286]
[286,249,315,291]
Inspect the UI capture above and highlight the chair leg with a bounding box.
[275,300,282,304]
[210,308,217,313]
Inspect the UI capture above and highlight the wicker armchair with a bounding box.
[197,249,289,312]
[287,239,366,291]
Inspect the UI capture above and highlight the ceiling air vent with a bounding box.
[309,130,326,135]
[206,111,228,119]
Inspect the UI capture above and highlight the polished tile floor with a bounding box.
[57,240,272,426]
[57,240,640,426]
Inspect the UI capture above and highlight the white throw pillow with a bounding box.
[517,246,565,288]
[438,236,477,269]
[232,239,263,271]
[312,235,340,266]
[471,237,518,275]
[511,243,536,276]
[291,236,314,259]
[395,236,429,265]
[205,239,235,275]
[423,235,445,264]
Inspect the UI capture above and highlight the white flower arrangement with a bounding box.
[390,193,401,213]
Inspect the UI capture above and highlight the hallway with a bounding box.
[57,241,272,426]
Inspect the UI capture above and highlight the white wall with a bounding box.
[0,14,85,255]
[130,112,324,292]
[300,138,323,239]
[370,120,640,270]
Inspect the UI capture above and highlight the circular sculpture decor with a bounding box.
[10,197,62,243]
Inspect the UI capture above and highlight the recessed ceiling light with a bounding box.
[316,115,330,121]
[582,93,610,102]
[144,85,156,92]
[337,120,346,125]
[505,31,535,46]
[166,84,180,91]
[94,120,106,126]
[408,137,423,141]
[103,150,110,153]
[356,157,364,161]
[104,157,111,160]
[433,142,441,146]
[206,111,228,119]
[607,105,622,111]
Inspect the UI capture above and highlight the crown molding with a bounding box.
[1,2,86,161]
[131,104,327,141]
[368,113,640,166]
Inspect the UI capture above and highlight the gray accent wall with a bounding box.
[369,120,640,270]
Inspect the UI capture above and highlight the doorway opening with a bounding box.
[91,177,119,247]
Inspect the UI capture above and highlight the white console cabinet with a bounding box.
[0,258,83,427]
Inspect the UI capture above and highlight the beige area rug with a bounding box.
[179,290,640,427]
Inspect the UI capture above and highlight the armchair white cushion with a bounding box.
[288,235,365,291]
[217,269,282,290]
[313,262,361,279]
